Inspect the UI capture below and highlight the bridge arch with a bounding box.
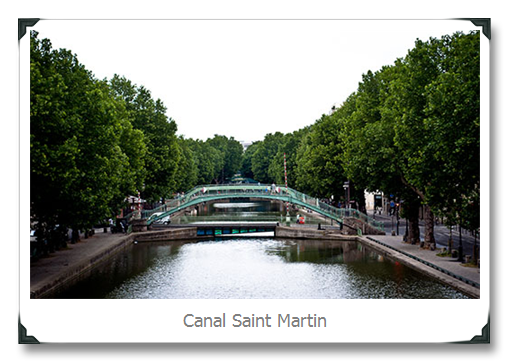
[140,184,384,233]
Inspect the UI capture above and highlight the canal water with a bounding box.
[55,238,468,299]
[53,201,468,299]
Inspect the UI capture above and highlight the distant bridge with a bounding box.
[135,184,384,233]
[151,222,278,237]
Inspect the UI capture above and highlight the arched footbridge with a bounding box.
[135,184,384,233]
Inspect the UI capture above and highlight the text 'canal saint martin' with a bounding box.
[183,313,327,328]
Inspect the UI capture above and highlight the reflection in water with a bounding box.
[54,238,469,299]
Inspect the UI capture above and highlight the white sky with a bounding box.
[32,19,477,143]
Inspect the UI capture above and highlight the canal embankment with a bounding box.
[30,225,480,299]
[358,235,480,299]
[275,226,480,298]
[30,227,203,298]
[275,225,356,240]
[30,231,134,299]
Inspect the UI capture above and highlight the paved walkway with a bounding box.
[369,209,479,252]
[30,229,132,298]
[359,234,480,298]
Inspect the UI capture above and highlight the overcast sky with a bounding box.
[32,19,477,143]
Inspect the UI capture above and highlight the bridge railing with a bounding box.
[141,184,280,214]
[138,184,385,232]
[285,188,382,230]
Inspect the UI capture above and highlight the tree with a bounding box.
[109,75,180,202]
[225,136,244,180]
[241,141,260,180]
[192,139,224,185]
[422,32,480,231]
[251,132,285,184]
[390,32,480,249]
[174,137,198,193]
[31,32,145,249]
[268,127,310,188]
[389,41,440,249]
[205,135,243,183]
[294,112,352,206]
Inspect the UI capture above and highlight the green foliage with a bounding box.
[295,114,345,200]
[174,137,199,192]
[243,31,480,237]
[251,132,285,184]
[109,75,180,202]
[423,32,480,227]
[30,32,146,244]
[268,128,310,188]
[392,32,480,229]
[31,30,249,256]
[184,138,222,186]
[31,28,481,254]
[201,135,243,183]
[240,141,260,180]
[339,67,406,196]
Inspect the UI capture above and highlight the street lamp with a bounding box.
[284,153,290,225]
[404,217,409,242]
[396,202,400,236]
[343,181,350,216]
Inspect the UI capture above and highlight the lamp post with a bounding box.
[284,153,290,225]
[457,217,464,262]
[343,181,350,216]
[136,190,142,219]
[396,202,400,236]
[402,200,408,241]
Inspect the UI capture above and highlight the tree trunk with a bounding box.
[392,177,437,249]
[358,192,367,215]
[71,229,80,244]
[423,205,436,250]
[448,226,453,254]
[472,232,477,264]
[407,201,421,245]
[457,223,463,262]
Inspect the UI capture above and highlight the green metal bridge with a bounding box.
[133,184,384,233]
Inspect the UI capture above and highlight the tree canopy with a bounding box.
[242,31,480,249]
[30,31,244,252]
[31,29,480,254]
[31,32,146,247]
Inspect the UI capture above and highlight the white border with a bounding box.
[19,19,489,343]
